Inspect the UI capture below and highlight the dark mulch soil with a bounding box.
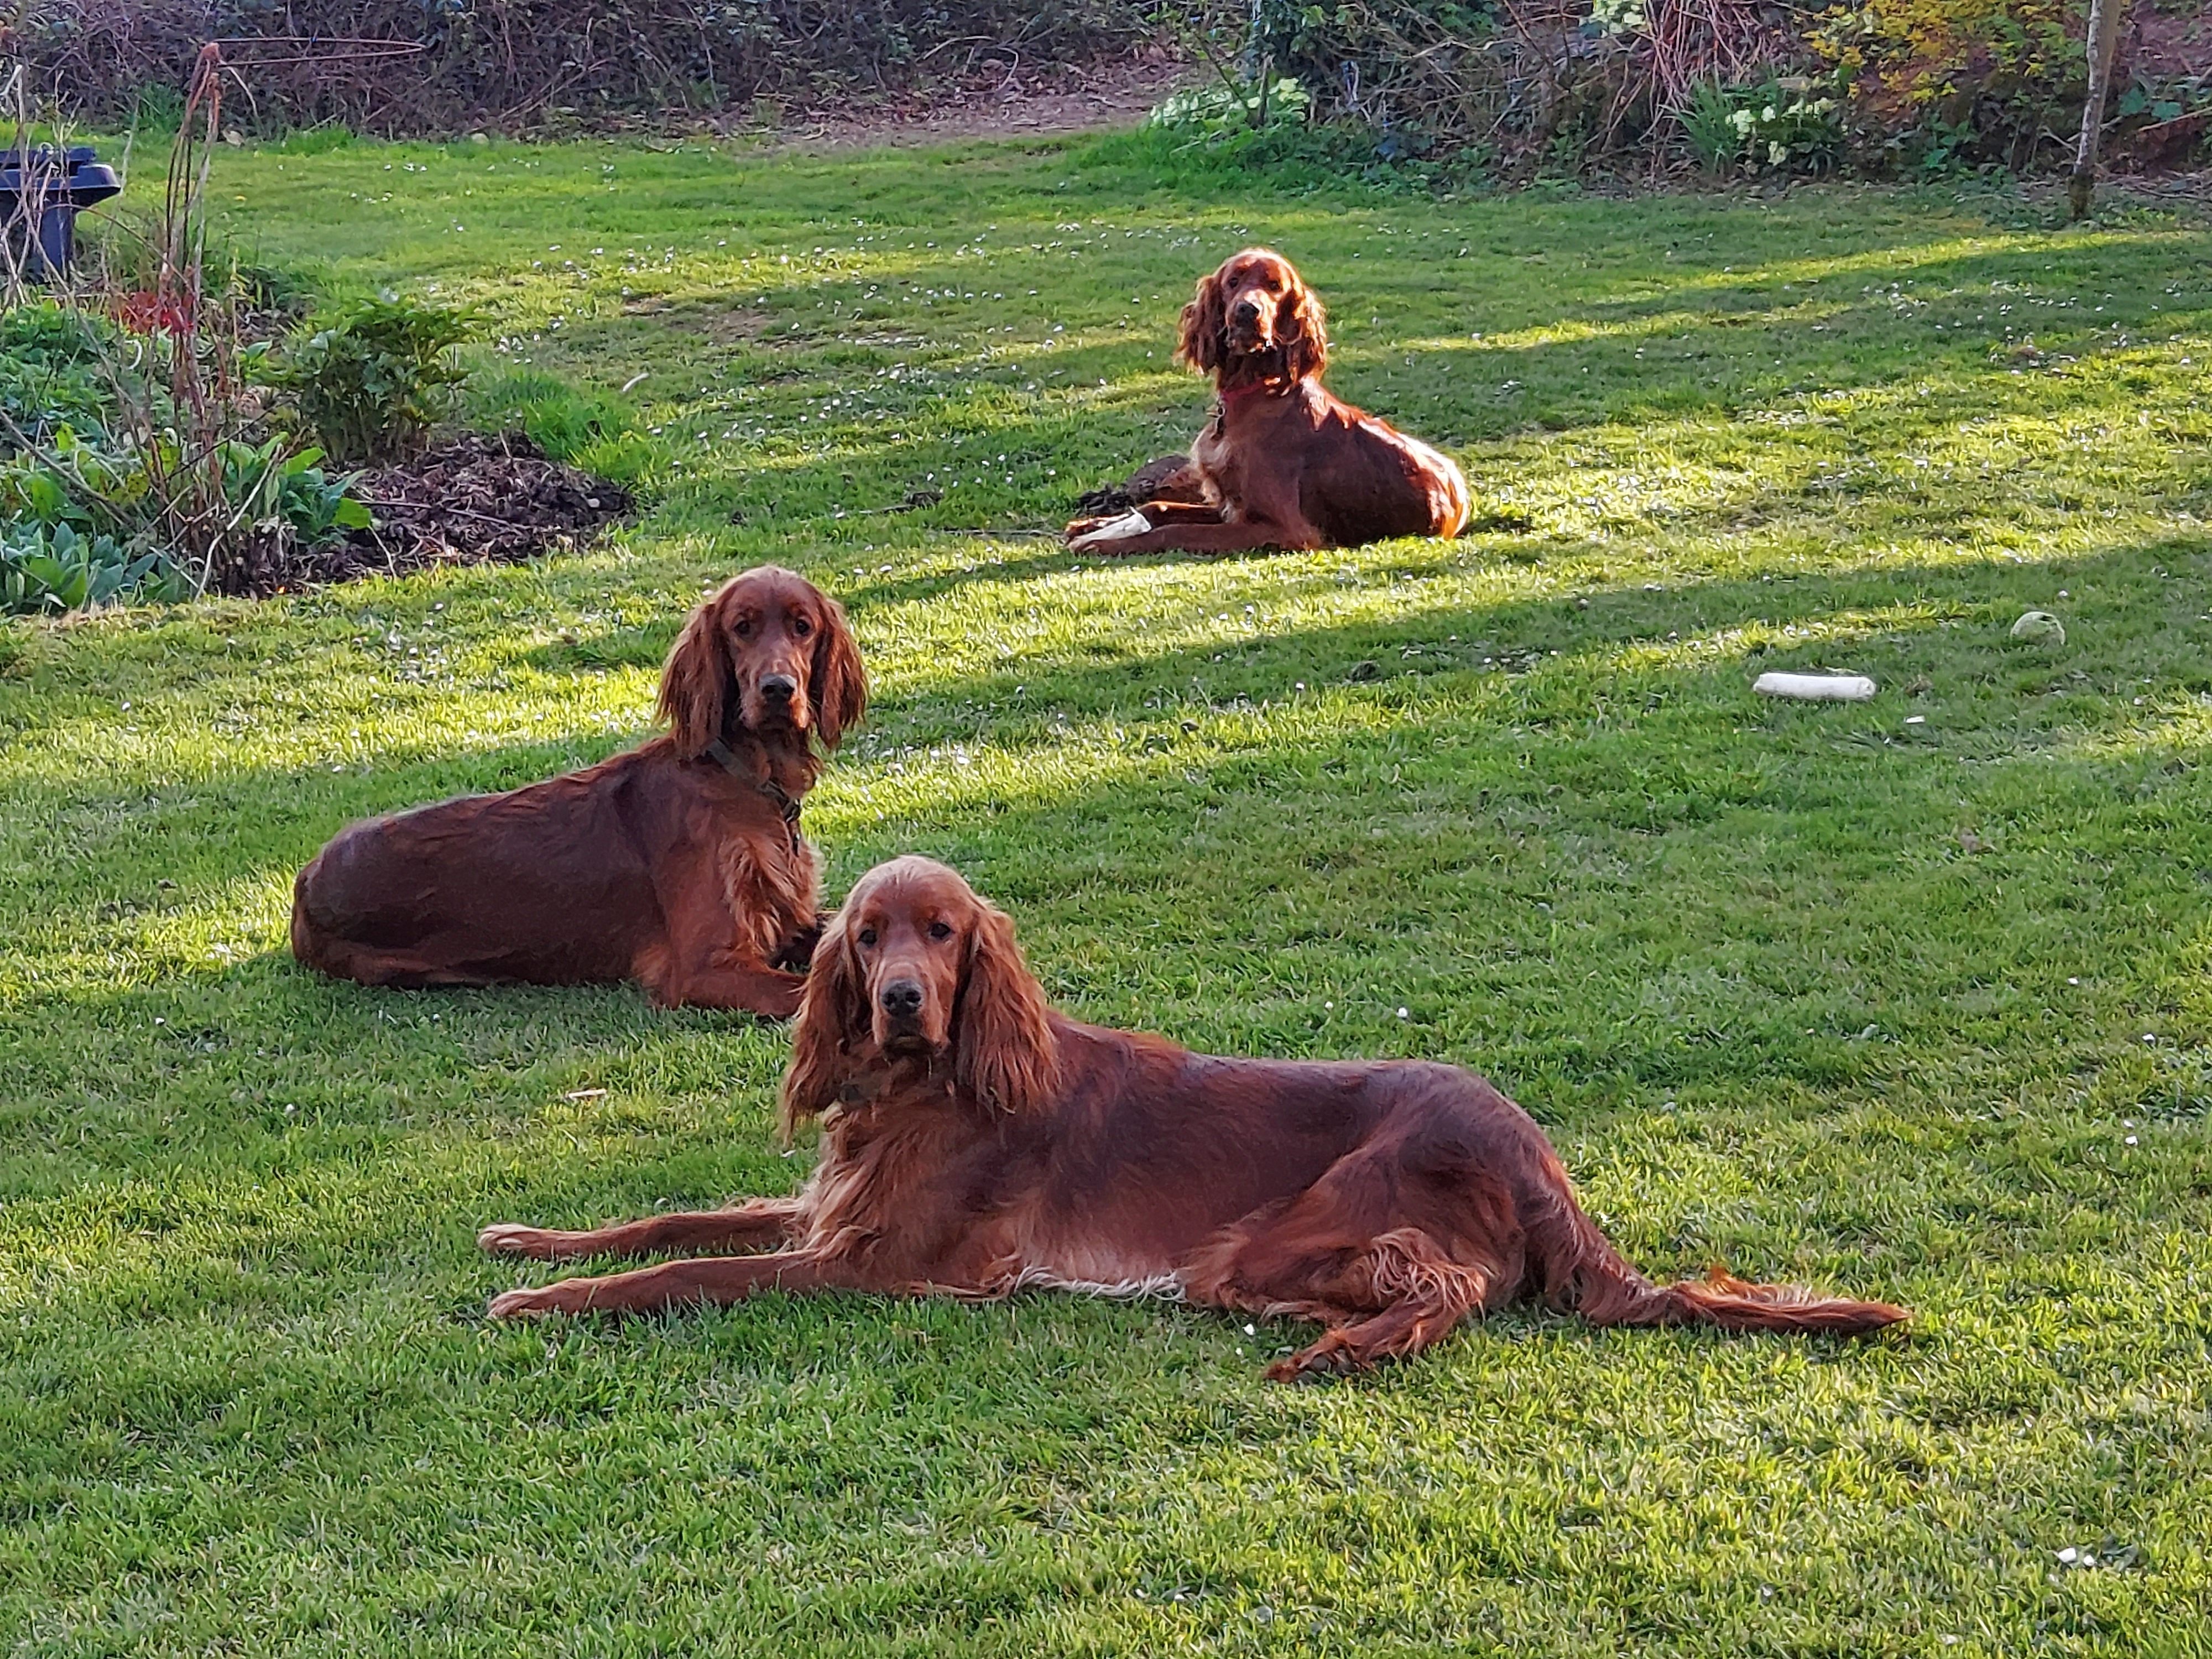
[305,431,632,586]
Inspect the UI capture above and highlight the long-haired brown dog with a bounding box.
[291,567,865,1019]
[1065,248,1471,557]
[480,857,1907,1379]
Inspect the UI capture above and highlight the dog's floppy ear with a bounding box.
[953,899,1061,1117]
[809,594,868,751]
[658,587,731,760]
[1277,268,1328,383]
[1177,265,1228,375]
[780,906,869,1141]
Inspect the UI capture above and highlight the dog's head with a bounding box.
[658,566,867,759]
[781,855,1060,1136]
[1177,247,1328,389]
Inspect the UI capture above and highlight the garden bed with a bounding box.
[299,431,632,591]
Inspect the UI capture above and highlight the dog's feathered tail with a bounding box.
[1527,1192,1908,1337]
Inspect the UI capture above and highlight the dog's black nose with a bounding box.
[760,674,797,703]
[1233,298,1261,322]
[880,979,924,1018]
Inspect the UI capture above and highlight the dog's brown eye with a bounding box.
[927,921,953,942]
[792,616,812,638]
[857,927,878,947]
[734,619,753,638]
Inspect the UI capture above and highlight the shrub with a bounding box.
[1244,0,1503,149]
[1808,0,2089,170]
[13,0,1167,133]
[1206,0,2192,181]
[274,296,477,466]
[1229,0,1798,177]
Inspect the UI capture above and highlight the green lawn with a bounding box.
[4,132,2211,1654]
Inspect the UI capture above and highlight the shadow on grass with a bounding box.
[9,531,2207,859]
[844,535,2212,718]
[6,538,2208,1176]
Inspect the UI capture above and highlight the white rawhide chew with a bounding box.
[1069,509,1151,551]
[1753,672,1877,702]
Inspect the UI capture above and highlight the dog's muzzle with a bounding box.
[878,978,926,1036]
[1229,298,1270,351]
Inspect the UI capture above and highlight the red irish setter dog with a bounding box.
[291,567,865,1020]
[1065,248,1471,557]
[480,857,1907,1378]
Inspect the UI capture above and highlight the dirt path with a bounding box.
[734,51,1191,151]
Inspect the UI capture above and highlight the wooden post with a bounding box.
[2070,0,2128,221]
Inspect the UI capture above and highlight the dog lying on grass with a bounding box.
[1065,248,1470,557]
[292,566,864,1019]
[480,856,1907,1379]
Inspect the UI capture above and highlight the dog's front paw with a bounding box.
[1067,508,1151,551]
[487,1280,594,1319]
[488,1286,556,1319]
[478,1223,564,1258]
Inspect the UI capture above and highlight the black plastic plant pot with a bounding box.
[0,146,124,279]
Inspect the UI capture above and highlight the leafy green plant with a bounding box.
[2,424,369,598]
[1146,75,1314,139]
[0,302,372,610]
[1587,0,1645,36]
[1890,111,1980,176]
[0,304,121,447]
[154,436,371,593]
[1679,78,1846,176]
[0,519,185,614]
[273,295,477,466]
[1681,80,1745,174]
[243,441,374,544]
[0,429,130,539]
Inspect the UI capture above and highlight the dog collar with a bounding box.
[703,737,805,849]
